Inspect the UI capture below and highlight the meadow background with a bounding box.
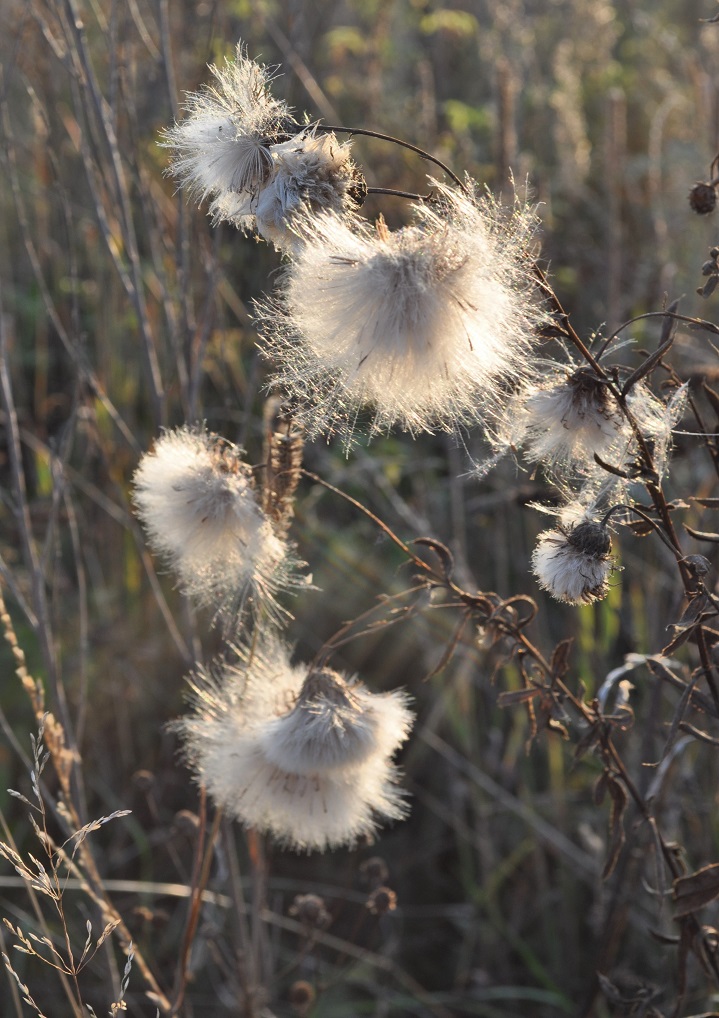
[0,0,718,1015]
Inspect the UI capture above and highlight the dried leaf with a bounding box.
[659,298,681,345]
[412,537,454,580]
[602,773,627,879]
[673,863,719,917]
[547,717,569,739]
[550,638,573,679]
[497,687,539,708]
[684,525,719,544]
[663,595,718,654]
[621,331,676,396]
[628,518,656,537]
[663,626,697,654]
[700,274,719,297]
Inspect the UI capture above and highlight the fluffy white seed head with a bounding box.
[211,130,361,250]
[256,180,543,438]
[514,368,623,469]
[175,640,413,852]
[259,667,414,774]
[532,519,613,604]
[162,43,290,201]
[132,427,289,622]
[499,359,675,482]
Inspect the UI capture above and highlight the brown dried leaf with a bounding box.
[698,274,719,297]
[621,331,676,396]
[550,638,573,679]
[628,518,656,537]
[547,717,570,739]
[663,595,718,654]
[676,594,713,627]
[662,626,697,655]
[673,863,719,917]
[412,537,454,580]
[497,687,539,708]
[659,298,681,345]
[684,525,719,544]
[602,773,627,879]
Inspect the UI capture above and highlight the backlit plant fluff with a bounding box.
[499,365,670,478]
[176,641,413,852]
[132,426,290,623]
[163,45,363,251]
[256,182,543,437]
[532,518,614,605]
[162,43,291,201]
[211,129,362,251]
[258,665,414,774]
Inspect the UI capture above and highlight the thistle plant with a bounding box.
[3,10,719,1018]
[148,39,719,1015]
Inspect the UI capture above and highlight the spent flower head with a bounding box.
[256,179,544,439]
[211,129,363,251]
[162,42,291,201]
[175,640,413,852]
[132,426,294,628]
[497,357,671,481]
[532,518,614,605]
[258,666,413,774]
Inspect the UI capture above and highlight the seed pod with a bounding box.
[689,181,717,215]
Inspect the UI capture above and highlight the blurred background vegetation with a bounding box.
[0,0,718,1015]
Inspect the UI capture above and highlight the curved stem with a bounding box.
[532,263,608,377]
[310,585,428,668]
[366,186,433,201]
[601,504,683,560]
[595,310,717,361]
[300,469,419,563]
[316,123,467,191]
[170,794,223,1015]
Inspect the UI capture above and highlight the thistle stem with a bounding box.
[366,186,433,200]
[595,309,717,361]
[315,123,467,191]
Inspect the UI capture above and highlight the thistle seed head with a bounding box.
[174,639,414,852]
[689,181,717,215]
[256,179,544,439]
[532,519,613,604]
